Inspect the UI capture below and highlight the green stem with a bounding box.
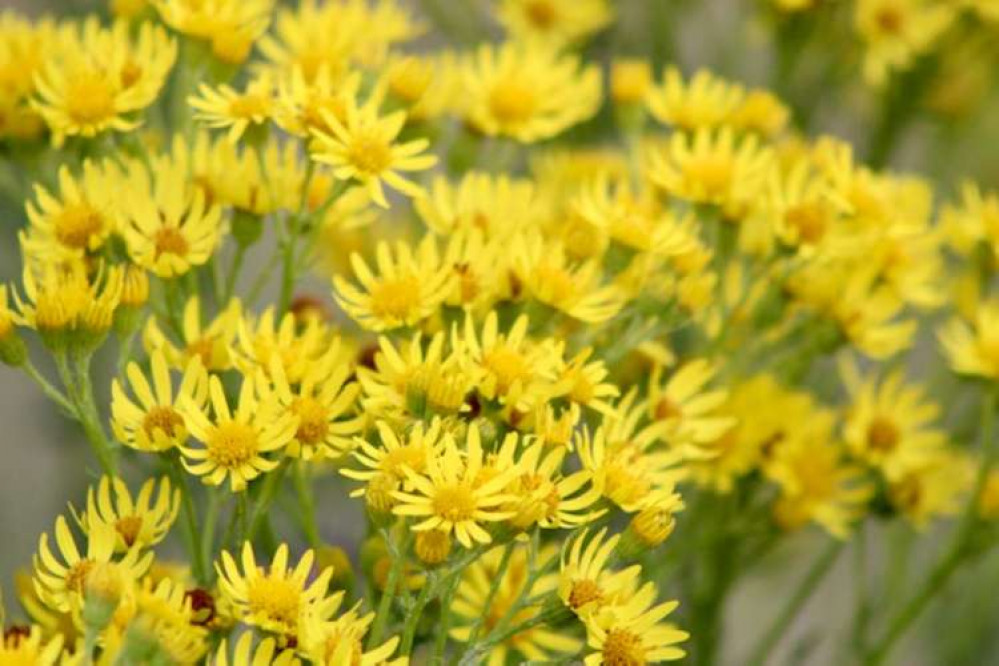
[399,575,435,656]
[22,359,74,414]
[223,244,246,303]
[865,389,998,665]
[453,541,516,660]
[247,462,289,541]
[201,487,221,582]
[368,529,412,649]
[292,460,321,548]
[747,539,844,666]
[171,455,206,584]
[432,572,460,664]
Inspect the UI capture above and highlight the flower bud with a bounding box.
[414,530,451,566]
[611,59,652,106]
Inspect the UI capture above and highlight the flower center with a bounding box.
[525,0,557,28]
[206,421,259,468]
[568,578,604,609]
[120,61,143,89]
[684,155,733,199]
[381,444,427,478]
[229,93,270,120]
[186,336,218,368]
[55,203,104,249]
[875,6,904,34]
[66,71,116,124]
[533,262,578,306]
[489,78,537,124]
[347,132,393,176]
[654,397,682,421]
[142,405,185,440]
[483,345,530,395]
[369,274,421,321]
[65,559,95,594]
[154,226,190,259]
[291,396,329,446]
[866,416,900,454]
[785,202,827,244]
[603,628,646,666]
[432,484,478,522]
[246,575,301,630]
[115,515,143,547]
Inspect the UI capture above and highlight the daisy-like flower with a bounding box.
[888,450,974,529]
[647,359,735,456]
[235,306,333,385]
[646,126,773,217]
[23,161,119,261]
[457,312,563,409]
[646,67,745,132]
[310,95,437,207]
[276,65,362,137]
[840,359,947,480]
[855,0,954,86]
[300,603,408,666]
[558,528,642,618]
[504,439,604,530]
[267,349,363,460]
[33,515,152,613]
[189,72,276,144]
[627,486,684,548]
[72,476,180,553]
[112,350,208,452]
[179,375,297,491]
[392,424,519,548]
[414,171,545,239]
[578,391,681,512]
[582,582,688,664]
[765,158,848,253]
[342,419,446,513]
[143,296,242,372]
[557,348,620,417]
[731,88,791,138]
[511,233,625,324]
[333,236,452,331]
[357,332,475,420]
[0,626,64,665]
[496,0,613,45]
[106,577,209,663]
[461,40,601,143]
[120,153,224,278]
[217,542,340,638]
[32,19,176,145]
[938,298,999,379]
[214,631,300,666]
[451,543,581,663]
[153,0,273,64]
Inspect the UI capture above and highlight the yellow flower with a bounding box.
[939,181,999,259]
[267,348,363,460]
[235,306,333,385]
[143,295,242,372]
[300,603,407,666]
[855,0,954,86]
[333,236,452,331]
[503,438,604,530]
[647,359,735,456]
[582,582,688,664]
[33,515,151,614]
[557,348,620,417]
[217,542,340,638]
[731,89,790,138]
[939,298,999,379]
[512,233,625,324]
[392,424,518,548]
[451,544,580,663]
[153,0,273,64]
[73,476,180,553]
[0,625,63,665]
[23,161,119,260]
[461,41,601,142]
[104,578,209,663]
[275,66,362,137]
[214,631,300,666]
[496,0,613,45]
[767,436,872,539]
[415,171,544,239]
[840,359,946,480]
[120,153,224,278]
[577,391,681,512]
[112,351,207,453]
[0,14,56,141]
[189,73,276,144]
[627,487,684,548]
[310,95,436,208]
[888,450,974,528]
[357,332,474,421]
[342,419,445,513]
[0,283,20,341]
[179,375,297,491]
[558,528,642,618]
[646,67,744,132]
[32,18,176,145]
[458,312,562,409]
[610,59,653,106]
[646,126,773,215]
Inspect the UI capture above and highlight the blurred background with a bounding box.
[2,0,999,664]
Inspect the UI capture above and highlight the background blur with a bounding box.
[2,1,999,664]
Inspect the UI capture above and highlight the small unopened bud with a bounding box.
[611,59,652,106]
[414,530,451,566]
[317,546,354,590]
[82,563,125,632]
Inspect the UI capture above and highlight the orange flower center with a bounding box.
[291,396,329,446]
[568,578,604,609]
[65,559,95,594]
[154,226,190,259]
[206,421,258,468]
[603,628,646,666]
[525,0,558,28]
[483,345,530,395]
[866,416,900,454]
[347,132,393,176]
[55,203,104,249]
[246,575,301,630]
[142,405,185,440]
[115,515,143,547]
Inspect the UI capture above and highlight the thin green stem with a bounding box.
[247,462,289,541]
[747,539,844,666]
[171,455,206,584]
[223,244,247,303]
[22,359,73,414]
[292,460,321,548]
[432,572,460,664]
[399,574,435,656]
[368,529,412,650]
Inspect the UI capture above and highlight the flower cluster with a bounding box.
[0,0,997,665]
